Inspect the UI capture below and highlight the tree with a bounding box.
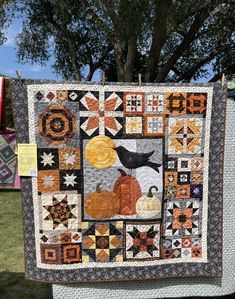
[0,0,14,45]
[15,0,235,82]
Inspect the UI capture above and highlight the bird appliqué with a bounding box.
[113,146,161,173]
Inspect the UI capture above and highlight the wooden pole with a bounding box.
[138,73,142,86]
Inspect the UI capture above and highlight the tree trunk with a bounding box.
[123,37,136,82]
[113,38,125,81]
[144,0,170,82]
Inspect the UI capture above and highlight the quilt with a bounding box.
[0,77,20,189]
[11,80,226,283]
[0,133,19,188]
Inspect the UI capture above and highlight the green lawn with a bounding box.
[0,190,52,299]
[0,191,233,299]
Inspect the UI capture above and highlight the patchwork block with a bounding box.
[163,199,202,237]
[144,114,165,136]
[40,192,81,231]
[125,222,160,260]
[11,80,225,282]
[38,170,60,192]
[186,93,207,114]
[167,117,204,154]
[38,148,59,170]
[145,93,165,113]
[166,92,187,115]
[82,222,124,262]
[58,148,80,170]
[40,244,62,264]
[124,92,144,114]
[161,237,202,259]
[125,116,143,135]
[38,105,77,145]
[79,91,123,137]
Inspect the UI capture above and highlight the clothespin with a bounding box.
[138,73,142,86]
[102,70,106,86]
[221,73,225,87]
[16,70,22,83]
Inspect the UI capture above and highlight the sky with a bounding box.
[0,16,211,82]
[0,17,61,80]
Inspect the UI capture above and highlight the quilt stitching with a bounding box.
[32,87,209,268]
[11,80,225,282]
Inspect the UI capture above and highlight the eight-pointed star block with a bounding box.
[125,222,161,260]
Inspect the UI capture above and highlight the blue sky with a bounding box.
[0,16,210,82]
[0,17,61,80]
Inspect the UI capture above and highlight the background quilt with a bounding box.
[11,79,226,283]
[0,77,20,189]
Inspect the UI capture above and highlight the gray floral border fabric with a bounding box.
[11,79,226,283]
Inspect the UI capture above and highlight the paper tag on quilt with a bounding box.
[17,144,38,176]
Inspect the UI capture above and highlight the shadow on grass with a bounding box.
[0,272,52,299]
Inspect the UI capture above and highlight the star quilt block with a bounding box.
[144,114,165,136]
[124,92,144,114]
[11,80,225,283]
[145,93,165,113]
[124,222,160,260]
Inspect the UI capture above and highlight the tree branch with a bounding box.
[85,45,113,81]
[209,63,235,82]
[80,0,113,38]
[44,2,81,80]
[155,1,219,82]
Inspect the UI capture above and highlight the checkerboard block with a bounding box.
[161,236,203,259]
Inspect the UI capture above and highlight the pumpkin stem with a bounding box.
[117,168,127,177]
[96,183,102,193]
[147,185,158,197]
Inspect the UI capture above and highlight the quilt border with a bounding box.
[11,79,226,283]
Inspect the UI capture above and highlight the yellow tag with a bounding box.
[17,144,38,176]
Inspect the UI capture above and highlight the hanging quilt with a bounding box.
[0,77,20,189]
[11,79,226,283]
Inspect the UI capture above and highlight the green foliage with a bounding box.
[0,0,15,45]
[0,74,14,129]
[8,1,235,82]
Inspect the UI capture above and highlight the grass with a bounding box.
[0,190,52,299]
[0,191,234,299]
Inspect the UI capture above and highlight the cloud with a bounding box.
[3,27,18,47]
[29,65,43,72]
